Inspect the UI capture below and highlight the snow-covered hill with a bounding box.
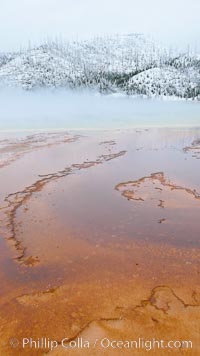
[0,34,199,99]
[128,67,199,98]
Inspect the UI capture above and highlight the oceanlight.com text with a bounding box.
[9,337,193,351]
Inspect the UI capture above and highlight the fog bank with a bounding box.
[0,89,199,130]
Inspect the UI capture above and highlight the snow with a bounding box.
[0,34,199,99]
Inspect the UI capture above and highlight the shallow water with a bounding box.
[0,127,200,355]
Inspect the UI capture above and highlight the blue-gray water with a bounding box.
[0,89,200,130]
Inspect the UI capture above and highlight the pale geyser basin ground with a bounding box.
[0,127,200,355]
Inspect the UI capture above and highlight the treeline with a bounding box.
[0,36,199,99]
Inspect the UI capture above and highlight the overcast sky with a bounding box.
[0,0,199,52]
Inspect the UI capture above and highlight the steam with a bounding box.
[0,88,199,130]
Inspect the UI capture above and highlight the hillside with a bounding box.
[0,34,199,99]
